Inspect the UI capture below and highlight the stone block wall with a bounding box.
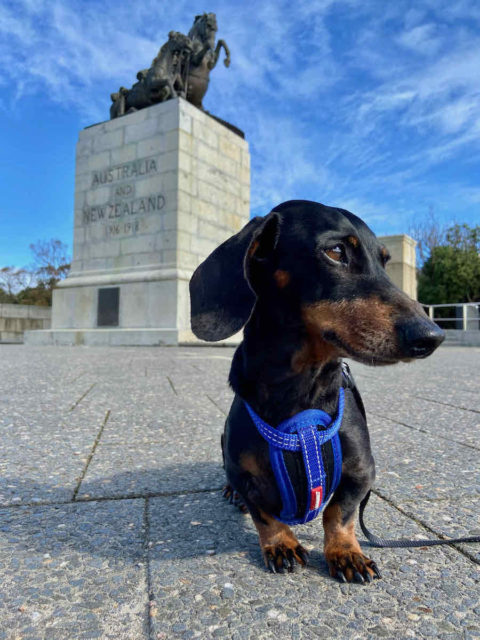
[0,304,51,343]
[71,98,249,279]
[175,101,250,272]
[72,101,180,276]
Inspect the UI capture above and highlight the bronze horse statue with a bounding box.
[110,31,192,119]
[110,13,230,118]
[186,13,230,109]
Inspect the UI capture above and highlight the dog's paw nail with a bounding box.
[354,570,365,584]
[267,557,277,574]
[336,570,347,583]
[370,562,382,579]
[264,542,307,574]
[297,547,309,566]
[286,550,295,572]
[222,485,231,499]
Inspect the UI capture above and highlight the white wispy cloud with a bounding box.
[0,0,479,235]
[396,23,442,56]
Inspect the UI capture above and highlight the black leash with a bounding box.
[359,490,480,548]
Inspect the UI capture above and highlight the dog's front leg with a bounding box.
[223,469,309,573]
[250,507,309,573]
[322,473,381,583]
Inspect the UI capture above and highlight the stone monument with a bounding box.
[377,234,417,300]
[25,15,250,346]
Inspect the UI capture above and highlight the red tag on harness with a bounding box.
[310,486,323,510]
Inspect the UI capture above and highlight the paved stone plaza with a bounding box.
[0,344,479,639]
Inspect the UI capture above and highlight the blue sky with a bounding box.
[1,0,479,268]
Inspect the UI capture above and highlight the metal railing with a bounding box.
[422,302,480,331]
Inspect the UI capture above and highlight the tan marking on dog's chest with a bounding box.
[240,452,263,477]
[273,269,291,288]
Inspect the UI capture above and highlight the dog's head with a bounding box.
[189,200,444,365]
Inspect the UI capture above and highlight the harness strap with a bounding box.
[298,423,327,522]
[244,388,345,451]
[244,388,345,524]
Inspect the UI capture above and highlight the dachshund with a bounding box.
[189,200,444,582]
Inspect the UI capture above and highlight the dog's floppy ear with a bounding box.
[190,213,280,341]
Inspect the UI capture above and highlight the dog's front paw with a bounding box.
[262,538,309,574]
[325,546,381,583]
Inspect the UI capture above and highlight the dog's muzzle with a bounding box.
[396,318,445,358]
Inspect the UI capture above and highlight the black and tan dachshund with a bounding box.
[189,200,444,582]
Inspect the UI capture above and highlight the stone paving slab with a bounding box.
[77,457,224,501]
[0,499,147,640]
[147,492,480,640]
[392,498,480,564]
[98,388,227,446]
[368,401,480,450]
[77,405,225,500]
[349,348,480,412]
[0,344,479,640]
[0,408,106,506]
[369,417,480,500]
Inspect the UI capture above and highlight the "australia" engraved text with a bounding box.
[91,158,158,188]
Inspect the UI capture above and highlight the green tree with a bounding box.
[0,239,70,306]
[16,282,53,306]
[0,267,32,303]
[418,224,480,304]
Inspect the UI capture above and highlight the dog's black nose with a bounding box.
[397,319,445,358]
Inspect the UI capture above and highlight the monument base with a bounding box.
[24,328,240,347]
[24,328,178,347]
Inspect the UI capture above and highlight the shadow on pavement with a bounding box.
[0,462,331,576]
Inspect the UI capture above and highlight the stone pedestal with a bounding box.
[25,98,250,346]
[377,234,417,300]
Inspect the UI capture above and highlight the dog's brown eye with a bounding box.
[325,245,346,263]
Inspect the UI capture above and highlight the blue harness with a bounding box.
[244,388,344,525]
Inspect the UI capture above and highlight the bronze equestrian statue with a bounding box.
[110,13,230,118]
[186,13,230,109]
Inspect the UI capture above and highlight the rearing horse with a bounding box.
[186,13,230,109]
